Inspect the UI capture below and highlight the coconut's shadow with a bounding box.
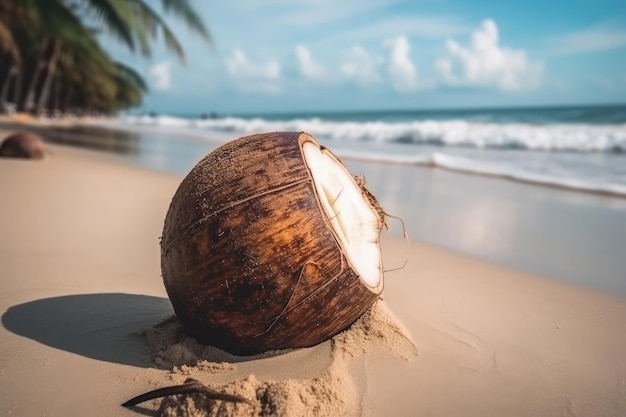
[2,293,174,368]
[2,293,290,369]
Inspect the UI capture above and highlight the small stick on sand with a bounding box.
[122,378,256,408]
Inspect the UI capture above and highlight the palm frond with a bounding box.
[115,61,148,92]
[81,0,136,52]
[131,0,186,62]
[0,20,21,61]
[160,0,211,42]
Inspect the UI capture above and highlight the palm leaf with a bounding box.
[80,0,136,52]
[130,0,186,62]
[115,61,148,92]
[160,0,211,42]
[0,20,21,61]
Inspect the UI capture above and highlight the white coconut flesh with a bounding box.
[302,142,382,290]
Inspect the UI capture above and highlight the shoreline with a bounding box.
[2,121,626,296]
[344,152,626,199]
[2,114,626,197]
[1,143,624,416]
[3,113,626,195]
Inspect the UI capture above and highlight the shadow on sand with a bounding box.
[2,293,173,368]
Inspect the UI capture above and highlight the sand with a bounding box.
[1,139,625,417]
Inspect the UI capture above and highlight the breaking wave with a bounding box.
[99,113,626,198]
[119,115,626,154]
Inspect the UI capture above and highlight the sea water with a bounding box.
[107,104,626,197]
[85,104,626,294]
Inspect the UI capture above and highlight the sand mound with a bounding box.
[133,301,416,417]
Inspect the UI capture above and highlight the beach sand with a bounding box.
[1,138,625,416]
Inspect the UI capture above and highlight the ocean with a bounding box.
[105,104,626,197]
[36,103,626,294]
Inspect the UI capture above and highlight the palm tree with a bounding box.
[0,2,29,111]
[69,0,211,62]
[52,37,148,114]
[0,0,210,115]
[113,62,148,109]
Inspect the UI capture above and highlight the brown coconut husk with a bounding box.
[161,132,385,355]
[0,131,47,159]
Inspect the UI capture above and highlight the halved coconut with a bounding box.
[161,131,384,355]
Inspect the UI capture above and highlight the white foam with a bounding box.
[115,116,626,153]
[113,116,626,152]
[100,115,626,197]
[334,149,626,197]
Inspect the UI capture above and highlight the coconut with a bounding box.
[0,131,46,159]
[161,131,385,355]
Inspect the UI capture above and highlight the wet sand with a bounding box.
[346,159,626,294]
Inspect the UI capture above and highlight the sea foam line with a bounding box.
[108,116,626,197]
[119,115,626,153]
[335,149,626,198]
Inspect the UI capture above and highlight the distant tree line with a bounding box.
[0,0,210,116]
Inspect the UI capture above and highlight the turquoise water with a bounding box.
[101,104,626,196]
[33,104,626,295]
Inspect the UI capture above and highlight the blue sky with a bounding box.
[103,0,626,114]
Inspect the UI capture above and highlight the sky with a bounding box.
[103,0,626,115]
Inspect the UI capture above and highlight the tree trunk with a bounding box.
[61,83,73,114]
[52,74,61,114]
[12,67,23,106]
[36,38,63,116]
[22,39,50,112]
[0,55,11,105]
[1,60,19,112]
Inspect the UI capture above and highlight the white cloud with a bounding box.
[225,48,281,93]
[385,36,418,92]
[150,61,171,91]
[436,19,542,91]
[549,21,626,55]
[295,45,328,81]
[340,45,382,85]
